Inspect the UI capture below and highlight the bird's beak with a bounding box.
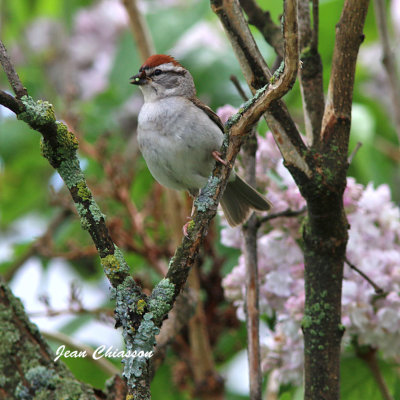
[130,70,147,85]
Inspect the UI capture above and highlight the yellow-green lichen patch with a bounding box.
[18,96,56,127]
[136,299,147,315]
[56,122,79,159]
[40,122,78,167]
[187,219,195,233]
[101,255,121,282]
[101,247,130,282]
[77,181,92,201]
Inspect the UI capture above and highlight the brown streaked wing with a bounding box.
[189,97,225,133]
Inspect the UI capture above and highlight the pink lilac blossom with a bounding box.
[218,116,400,385]
[69,0,128,99]
[24,0,128,100]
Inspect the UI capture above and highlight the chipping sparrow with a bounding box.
[130,54,271,227]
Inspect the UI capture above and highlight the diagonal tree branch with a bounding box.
[122,0,156,61]
[0,41,27,98]
[0,279,106,399]
[321,0,370,153]
[297,0,325,145]
[0,89,24,113]
[211,0,311,179]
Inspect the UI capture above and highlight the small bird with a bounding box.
[130,54,271,227]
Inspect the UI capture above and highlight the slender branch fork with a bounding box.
[0,3,298,393]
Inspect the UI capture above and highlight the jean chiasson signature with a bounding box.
[54,344,154,362]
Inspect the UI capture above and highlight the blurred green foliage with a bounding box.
[0,0,399,398]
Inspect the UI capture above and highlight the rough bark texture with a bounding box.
[0,279,105,400]
[300,1,370,398]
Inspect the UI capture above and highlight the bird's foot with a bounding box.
[212,150,227,166]
[182,217,192,238]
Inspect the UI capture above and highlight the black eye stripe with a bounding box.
[149,69,186,77]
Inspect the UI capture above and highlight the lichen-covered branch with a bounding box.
[16,95,132,287]
[0,89,23,114]
[0,279,103,399]
[0,39,148,398]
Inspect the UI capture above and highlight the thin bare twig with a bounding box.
[345,257,385,295]
[123,0,189,270]
[4,209,72,282]
[242,127,262,399]
[257,206,307,226]
[0,41,27,98]
[347,141,363,164]
[375,136,400,162]
[0,89,23,113]
[230,74,249,101]
[122,0,155,61]
[373,0,400,143]
[187,266,223,398]
[356,347,394,400]
[28,306,113,319]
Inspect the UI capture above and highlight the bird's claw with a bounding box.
[212,150,227,166]
[182,217,192,238]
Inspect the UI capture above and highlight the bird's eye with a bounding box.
[154,69,162,76]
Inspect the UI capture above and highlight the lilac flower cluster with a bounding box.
[24,0,128,99]
[217,106,400,385]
